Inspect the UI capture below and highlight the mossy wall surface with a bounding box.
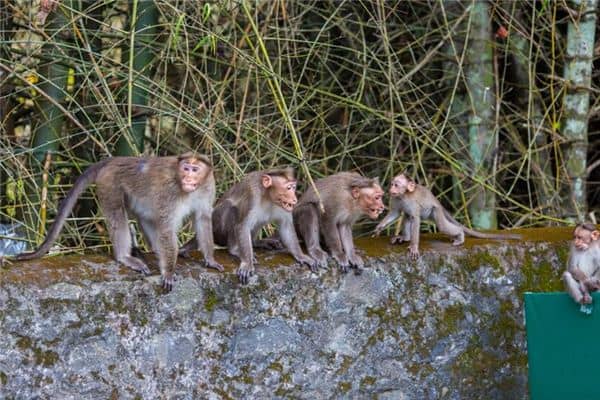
[0,228,570,399]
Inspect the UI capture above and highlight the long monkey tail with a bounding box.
[441,208,521,240]
[462,227,521,240]
[16,159,110,261]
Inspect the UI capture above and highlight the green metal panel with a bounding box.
[525,292,600,400]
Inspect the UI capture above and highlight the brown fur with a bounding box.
[294,172,384,274]
[375,173,521,259]
[563,224,600,304]
[16,154,221,291]
[182,167,315,284]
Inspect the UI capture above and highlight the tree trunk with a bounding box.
[115,0,158,156]
[465,0,497,229]
[559,0,597,220]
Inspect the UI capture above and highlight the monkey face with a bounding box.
[268,177,298,212]
[178,159,209,193]
[355,185,385,219]
[573,227,598,251]
[390,174,413,196]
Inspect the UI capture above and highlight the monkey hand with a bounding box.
[296,254,319,273]
[308,248,329,270]
[205,259,224,272]
[349,254,364,276]
[332,253,351,274]
[583,277,600,292]
[161,273,175,292]
[408,245,420,260]
[372,226,383,237]
[572,267,588,282]
[237,262,255,284]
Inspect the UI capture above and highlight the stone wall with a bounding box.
[0,229,570,399]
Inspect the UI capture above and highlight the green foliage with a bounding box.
[0,1,598,251]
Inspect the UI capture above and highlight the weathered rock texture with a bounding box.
[0,228,570,399]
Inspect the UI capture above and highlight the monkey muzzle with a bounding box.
[181,179,199,193]
[278,197,297,212]
[368,207,384,219]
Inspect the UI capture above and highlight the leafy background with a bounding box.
[1,0,599,252]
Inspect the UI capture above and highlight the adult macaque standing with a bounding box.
[374,173,520,259]
[563,223,600,305]
[293,172,385,274]
[183,167,316,284]
[16,153,222,291]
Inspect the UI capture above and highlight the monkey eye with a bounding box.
[287,184,296,191]
[183,165,200,173]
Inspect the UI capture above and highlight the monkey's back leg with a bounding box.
[563,270,588,304]
[433,208,464,245]
[96,188,151,275]
[212,201,235,248]
[294,203,329,268]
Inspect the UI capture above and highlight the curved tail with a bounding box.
[16,160,108,260]
[463,227,521,240]
[441,208,521,240]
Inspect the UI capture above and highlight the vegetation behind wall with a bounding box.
[0,0,598,253]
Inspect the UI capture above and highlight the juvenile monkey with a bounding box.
[182,167,316,284]
[16,153,222,291]
[374,173,520,259]
[563,223,600,305]
[294,172,385,274]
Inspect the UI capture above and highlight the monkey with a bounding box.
[181,167,316,284]
[293,172,385,274]
[16,153,222,291]
[562,223,600,305]
[374,173,521,259]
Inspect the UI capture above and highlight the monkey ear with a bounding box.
[261,174,273,188]
[592,230,600,241]
[351,187,361,199]
[407,180,416,192]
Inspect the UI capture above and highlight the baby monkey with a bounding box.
[374,173,520,258]
[563,223,600,305]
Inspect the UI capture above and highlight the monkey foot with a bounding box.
[306,261,320,273]
[206,260,224,272]
[580,303,593,314]
[237,265,254,284]
[161,275,174,292]
[120,256,151,276]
